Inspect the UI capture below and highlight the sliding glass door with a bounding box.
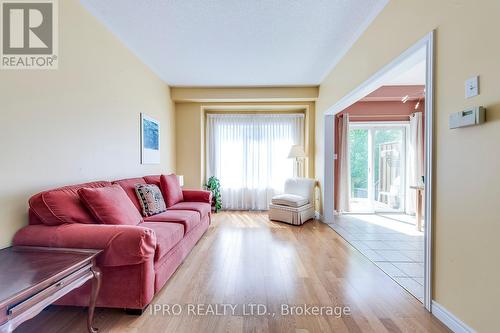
[349,123,408,213]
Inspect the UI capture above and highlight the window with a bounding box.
[206,114,304,210]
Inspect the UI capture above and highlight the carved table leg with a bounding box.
[87,266,101,333]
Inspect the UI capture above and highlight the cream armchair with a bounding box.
[268,178,316,225]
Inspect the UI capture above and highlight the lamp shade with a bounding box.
[177,175,184,187]
[288,145,306,159]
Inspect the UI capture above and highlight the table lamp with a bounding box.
[288,145,306,177]
[177,175,184,187]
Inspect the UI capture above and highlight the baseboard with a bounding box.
[432,301,476,333]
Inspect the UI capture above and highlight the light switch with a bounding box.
[465,76,479,98]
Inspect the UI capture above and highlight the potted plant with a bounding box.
[204,176,222,213]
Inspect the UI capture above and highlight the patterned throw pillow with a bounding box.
[135,184,167,217]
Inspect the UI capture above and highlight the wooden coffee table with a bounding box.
[0,246,102,333]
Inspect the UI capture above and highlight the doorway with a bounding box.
[323,31,434,309]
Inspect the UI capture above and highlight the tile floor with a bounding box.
[328,213,424,301]
[349,198,403,213]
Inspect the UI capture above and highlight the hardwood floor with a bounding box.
[16,212,449,333]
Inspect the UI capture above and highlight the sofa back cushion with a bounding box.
[143,175,161,187]
[113,177,147,212]
[78,185,143,225]
[29,181,111,226]
[160,174,184,207]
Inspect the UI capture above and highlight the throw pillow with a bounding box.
[135,184,167,216]
[78,185,143,225]
[160,174,184,207]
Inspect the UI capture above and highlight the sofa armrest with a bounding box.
[182,189,212,204]
[13,224,156,267]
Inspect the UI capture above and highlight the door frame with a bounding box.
[349,121,410,214]
[322,31,435,310]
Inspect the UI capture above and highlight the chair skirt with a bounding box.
[268,203,315,226]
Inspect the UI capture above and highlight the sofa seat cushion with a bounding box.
[271,194,309,208]
[29,181,112,226]
[78,185,143,225]
[113,178,147,212]
[140,222,184,262]
[144,210,200,234]
[168,202,211,219]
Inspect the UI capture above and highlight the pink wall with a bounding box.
[333,100,425,210]
[360,85,425,102]
[340,100,423,121]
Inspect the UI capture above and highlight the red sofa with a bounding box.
[12,175,212,312]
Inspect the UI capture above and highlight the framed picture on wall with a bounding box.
[141,113,160,164]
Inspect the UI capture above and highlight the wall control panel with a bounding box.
[449,106,485,129]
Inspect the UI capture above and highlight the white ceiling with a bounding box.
[81,0,388,87]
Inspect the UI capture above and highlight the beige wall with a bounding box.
[0,0,175,248]
[172,86,319,103]
[175,99,316,189]
[315,0,500,331]
[175,103,204,188]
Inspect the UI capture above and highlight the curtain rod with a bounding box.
[207,113,304,117]
[337,112,423,119]
[337,114,411,118]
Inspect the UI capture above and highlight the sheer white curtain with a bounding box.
[407,112,424,214]
[338,113,351,213]
[206,114,304,210]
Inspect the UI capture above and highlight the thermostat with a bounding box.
[449,106,485,129]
